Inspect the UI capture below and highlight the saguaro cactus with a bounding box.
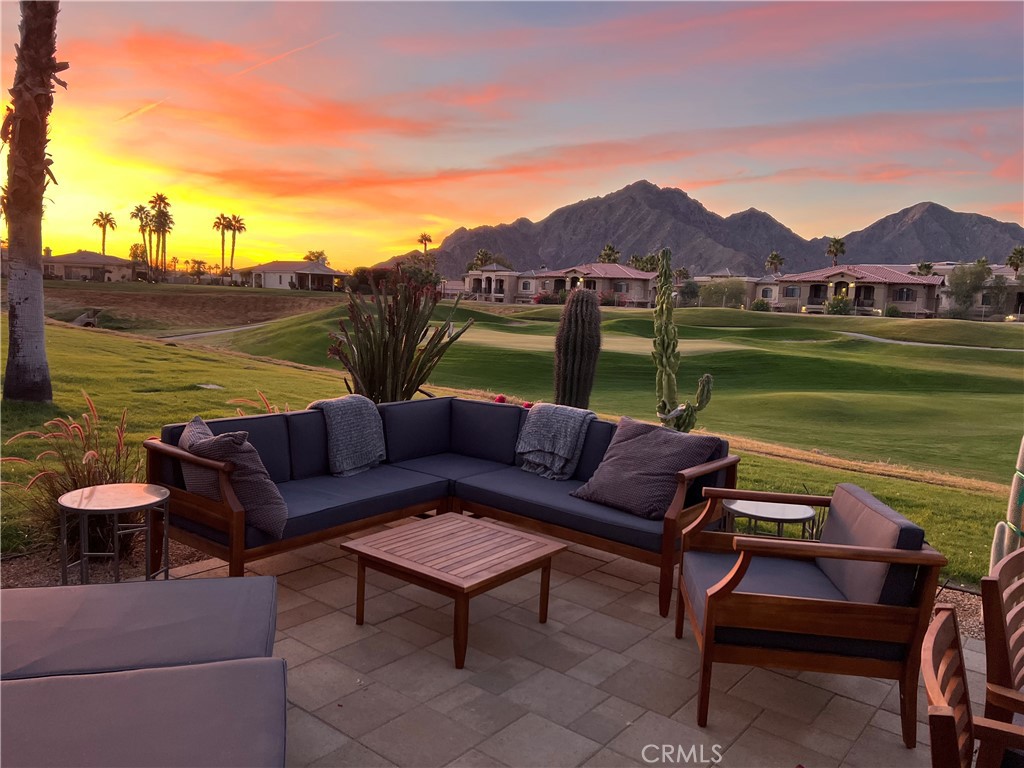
[554,288,601,409]
[652,247,713,432]
[990,435,1024,571]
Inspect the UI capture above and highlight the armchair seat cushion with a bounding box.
[456,467,663,552]
[682,550,906,661]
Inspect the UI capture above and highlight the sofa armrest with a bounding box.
[143,438,245,522]
[703,486,832,507]
[733,535,948,567]
[987,684,1024,715]
[677,455,741,485]
[665,455,740,526]
[143,438,235,474]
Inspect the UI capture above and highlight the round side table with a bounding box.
[58,483,170,585]
[722,498,817,538]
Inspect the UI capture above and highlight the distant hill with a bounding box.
[383,180,1024,277]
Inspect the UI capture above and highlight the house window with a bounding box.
[614,281,628,293]
[761,287,772,299]
[584,279,597,290]
[783,286,800,298]
[542,280,550,290]
[981,293,992,306]
[278,275,282,285]
[521,280,531,291]
[893,287,916,302]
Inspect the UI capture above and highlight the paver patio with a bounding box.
[172,521,984,768]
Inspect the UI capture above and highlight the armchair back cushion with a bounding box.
[573,420,616,481]
[817,483,924,606]
[163,413,292,484]
[378,397,453,462]
[285,410,329,480]
[450,399,523,464]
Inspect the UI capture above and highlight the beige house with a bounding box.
[760,265,944,316]
[42,249,137,282]
[463,262,657,306]
[233,260,348,290]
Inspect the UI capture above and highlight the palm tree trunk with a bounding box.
[161,232,167,277]
[230,231,237,272]
[220,231,226,275]
[4,0,60,403]
[100,225,106,255]
[147,230,154,276]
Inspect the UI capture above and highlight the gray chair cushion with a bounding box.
[456,467,663,552]
[816,483,925,605]
[285,410,329,480]
[166,413,292,484]
[1,577,277,680]
[571,417,721,520]
[0,658,286,767]
[393,453,512,493]
[451,399,523,464]
[185,428,288,539]
[682,550,906,661]
[379,397,453,462]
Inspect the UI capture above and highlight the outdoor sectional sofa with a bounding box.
[1,576,285,767]
[145,396,739,616]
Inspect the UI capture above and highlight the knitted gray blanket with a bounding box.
[516,403,596,480]
[308,395,386,476]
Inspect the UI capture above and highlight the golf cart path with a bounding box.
[162,322,273,341]
[837,331,1022,352]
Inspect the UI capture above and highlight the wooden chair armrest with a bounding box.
[988,684,1024,715]
[676,454,740,483]
[733,536,948,566]
[974,717,1024,751]
[702,487,833,507]
[143,438,235,473]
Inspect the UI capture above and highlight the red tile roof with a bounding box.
[533,262,657,279]
[781,265,943,285]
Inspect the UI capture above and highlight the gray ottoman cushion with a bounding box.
[0,657,287,767]
[1,577,277,680]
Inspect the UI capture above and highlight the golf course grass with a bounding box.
[0,317,1010,585]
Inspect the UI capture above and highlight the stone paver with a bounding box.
[175,530,962,768]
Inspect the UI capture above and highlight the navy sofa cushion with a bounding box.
[379,398,453,463]
[451,399,522,464]
[817,483,925,606]
[162,414,292,484]
[285,410,330,480]
[682,550,906,662]
[393,453,511,493]
[573,420,616,481]
[456,467,663,552]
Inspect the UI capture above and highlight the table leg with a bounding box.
[161,500,170,579]
[59,508,69,586]
[539,560,551,624]
[453,594,469,669]
[355,560,366,626]
[144,508,152,581]
[776,521,784,537]
[113,511,121,583]
[79,512,90,585]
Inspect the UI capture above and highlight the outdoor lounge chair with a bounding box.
[981,546,1024,766]
[676,483,947,748]
[923,604,1024,768]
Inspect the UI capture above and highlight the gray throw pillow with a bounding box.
[178,416,219,499]
[178,417,288,539]
[570,417,721,520]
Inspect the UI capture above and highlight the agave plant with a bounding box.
[2,392,142,557]
[328,269,473,403]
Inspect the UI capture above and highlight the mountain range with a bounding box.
[388,180,1024,278]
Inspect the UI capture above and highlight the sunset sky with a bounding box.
[2,1,1022,271]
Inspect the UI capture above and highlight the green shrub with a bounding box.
[1,392,143,558]
[824,296,853,315]
[885,305,902,318]
[750,298,771,312]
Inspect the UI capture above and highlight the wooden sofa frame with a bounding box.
[144,438,739,617]
[676,487,947,748]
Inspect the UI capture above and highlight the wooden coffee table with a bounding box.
[341,514,567,668]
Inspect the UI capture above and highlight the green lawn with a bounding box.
[214,304,1023,482]
[0,318,1008,584]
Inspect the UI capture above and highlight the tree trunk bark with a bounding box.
[4,0,61,403]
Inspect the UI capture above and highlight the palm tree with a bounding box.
[598,243,620,264]
[673,267,691,283]
[911,261,934,276]
[765,250,784,274]
[213,213,230,274]
[148,193,170,277]
[92,211,116,255]
[170,256,178,274]
[129,204,153,275]
[228,214,245,273]
[417,232,432,256]
[1007,246,1024,280]
[826,237,845,268]
[3,0,66,402]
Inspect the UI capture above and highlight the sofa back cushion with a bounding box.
[817,483,925,606]
[573,420,617,481]
[378,397,452,463]
[285,410,329,480]
[163,413,291,484]
[451,400,522,464]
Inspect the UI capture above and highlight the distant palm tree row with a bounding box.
[90,196,245,280]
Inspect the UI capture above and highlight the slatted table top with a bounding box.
[341,514,566,592]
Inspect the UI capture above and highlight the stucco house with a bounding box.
[42,249,138,282]
[463,262,658,306]
[233,260,348,290]
[757,265,945,316]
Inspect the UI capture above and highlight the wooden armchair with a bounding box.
[676,484,947,748]
[981,547,1024,766]
[923,604,1024,768]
